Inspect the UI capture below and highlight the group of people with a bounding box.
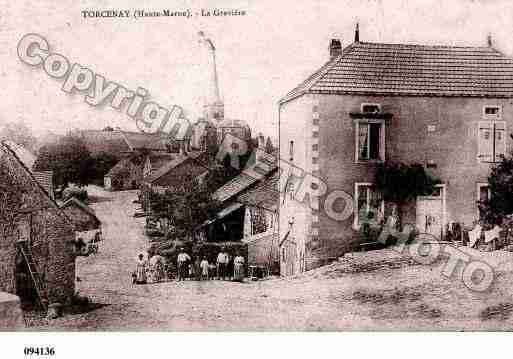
[177,248,245,282]
[133,247,246,285]
[133,253,166,285]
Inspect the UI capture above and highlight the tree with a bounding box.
[0,121,38,152]
[88,152,119,185]
[479,153,513,225]
[150,172,221,242]
[375,161,440,227]
[33,134,92,189]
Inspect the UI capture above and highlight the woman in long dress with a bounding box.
[135,253,148,285]
[233,254,245,282]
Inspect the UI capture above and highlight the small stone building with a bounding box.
[0,142,76,306]
[60,197,101,232]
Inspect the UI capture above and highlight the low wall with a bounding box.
[0,292,24,330]
[244,232,279,269]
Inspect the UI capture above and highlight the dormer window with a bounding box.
[361,103,381,114]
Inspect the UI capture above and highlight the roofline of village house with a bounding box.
[0,142,76,231]
[278,90,513,106]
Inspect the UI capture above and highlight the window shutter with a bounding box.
[495,121,506,161]
[478,121,493,162]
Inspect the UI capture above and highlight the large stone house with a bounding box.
[278,27,513,275]
[0,142,76,306]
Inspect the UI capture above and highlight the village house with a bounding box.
[198,143,279,272]
[4,141,55,199]
[278,26,513,275]
[140,151,213,232]
[60,197,102,251]
[0,142,77,308]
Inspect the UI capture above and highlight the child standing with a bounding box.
[200,257,210,280]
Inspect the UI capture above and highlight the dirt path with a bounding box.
[25,186,513,331]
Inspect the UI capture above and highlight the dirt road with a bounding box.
[26,186,513,331]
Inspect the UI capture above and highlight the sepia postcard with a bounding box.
[2,0,513,357]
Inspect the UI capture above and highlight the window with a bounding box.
[289,140,294,161]
[477,183,491,203]
[478,121,506,162]
[483,105,502,120]
[354,183,384,229]
[477,182,491,219]
[250,207,268,235]
[361,103,381,114]
[355,120,385,162]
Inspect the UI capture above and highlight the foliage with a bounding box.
[62,186,89,203]
[202,162,239,192]
[479,153,513,225]
[33,134,93,189]
[88,152,119,185]
[375,161,440,204]
[0,121,38,153]
[150,171,221,241]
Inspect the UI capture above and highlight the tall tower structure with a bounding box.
[198,31,224,122]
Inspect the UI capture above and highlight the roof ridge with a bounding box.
[0,141,75,229]
[279,43,356,104]
[357,41,494,50]
[280,40,513,102]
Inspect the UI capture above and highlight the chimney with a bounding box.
[354,23,360,43]
[329,39,342,59]
[487,33,493,47]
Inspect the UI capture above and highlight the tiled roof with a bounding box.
[0,142,74,228]
[2,141,54,198]
[213,155,278,203]
[144,151,204,184]
[32,171,54,199]
[60,197,101,224]
[148,153,175,172]
[120,131,168,151]
[74,130,130,157]
[105,158,132,177]
[236,169,278,211]
[280,41,513,103]
[2,141,37,169]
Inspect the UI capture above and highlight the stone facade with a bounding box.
[0,144,76,304]
[279,38,513,275]
[280,93,513,274]
[0,292,24,329]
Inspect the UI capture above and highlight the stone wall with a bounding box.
[0,292,24,330]
[279,92,513,273]
[0,145,76,305]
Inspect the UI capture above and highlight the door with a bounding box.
[416,196,443,240]
[280,240,297,277]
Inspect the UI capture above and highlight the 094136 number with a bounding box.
[24,347,55,356]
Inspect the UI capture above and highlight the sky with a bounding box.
[1,0,513,140]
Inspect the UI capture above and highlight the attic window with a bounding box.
[361,103,381,114]
[483,106,501,119]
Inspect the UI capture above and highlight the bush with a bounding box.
[62,186,88,202]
